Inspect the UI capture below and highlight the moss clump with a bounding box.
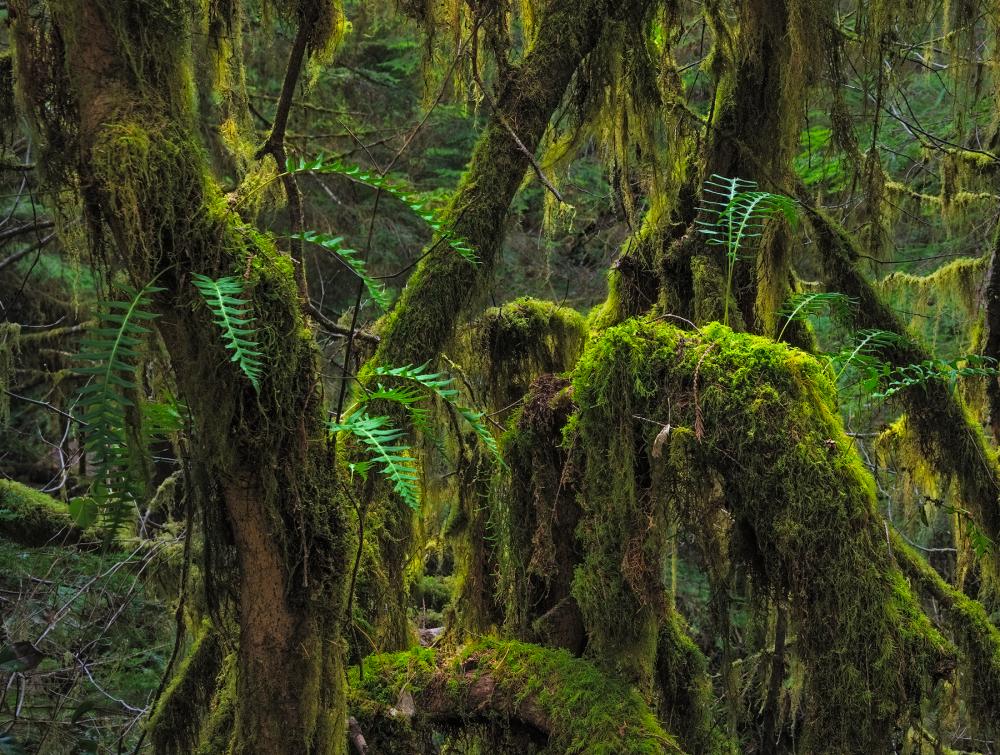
[0,479,93,546]
[568,318,954,751]
[148,620,224,754]
[349,639,683,754]
[464,297,587,414]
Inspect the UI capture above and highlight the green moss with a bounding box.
[568,318,955,751]
[465,297,587,411]
[494,375,583,651]
[0,479,93,546]
[894,533,1000,735]
[349,639,683,753]
[148,620,224,755]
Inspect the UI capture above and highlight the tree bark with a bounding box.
[12,2,349,753]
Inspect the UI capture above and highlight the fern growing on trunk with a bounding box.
[75,282,163,531]
[191,274,264,391]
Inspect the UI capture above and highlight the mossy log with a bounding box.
[0,479,91,546]
[349,639,684,754]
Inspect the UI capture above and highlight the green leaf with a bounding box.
[191,274,264,391]
[68,497,98,528]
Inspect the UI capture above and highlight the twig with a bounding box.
[306,302,379,344]
[255,23,311,299]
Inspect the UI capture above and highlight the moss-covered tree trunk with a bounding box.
[12,2,349,753]
[358,0,635,650]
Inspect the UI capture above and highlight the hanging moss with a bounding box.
[349,638,684,754]
[0,321,19,426]
[568,318,955,751]
[877,255,988,354]
[806,205,1000,591]
[494,374,585,651]
[894,533,1000,735]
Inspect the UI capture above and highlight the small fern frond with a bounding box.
[76,282,163,531]
[874,354,1000,399]
[292,231,391,311]
[369,362,460,402]
[331,411,421,509]
[366,362,500,461]
[287,155,478,264]
[777,292,856,340]
[833,329,902,381]
[191,274,264,391]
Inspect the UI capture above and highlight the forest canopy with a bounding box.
[2,0,1000,753]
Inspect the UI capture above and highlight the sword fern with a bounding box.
[697,175,799,325]
[191,274,264,392]
[76,281,163,531]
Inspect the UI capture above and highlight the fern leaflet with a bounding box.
[292,231,390,310]
[286,155,478,264]
[191,274,264,391]
[330,411,421,510]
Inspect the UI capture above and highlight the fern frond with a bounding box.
[331,411,421,509]
[191,274,264,391]
[369,362,460,402]
[76,282,163,531]
[833,329,902,382]
[366,362,500,461]
[292,231,391,311]
[777,292,856,340]
[286,155,478,264]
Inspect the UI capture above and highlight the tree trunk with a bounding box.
[12,2,349,752]
[358,0,638,650]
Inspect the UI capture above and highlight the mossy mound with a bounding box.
[567,318,955,752]
[0,479,91,546]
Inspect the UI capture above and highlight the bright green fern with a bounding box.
[191,274,264,391]
[332,362,501,509]
[330,411,421,510]
[697,175,799,325]
[286,155,478,264]
[76,282,163,531]
[292,231,390,310]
